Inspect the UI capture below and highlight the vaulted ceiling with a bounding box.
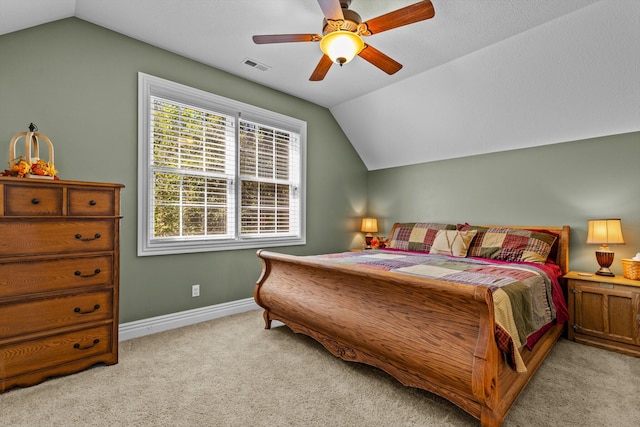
[2,0,638,169]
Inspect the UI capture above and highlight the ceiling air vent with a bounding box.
[243,58,270,71]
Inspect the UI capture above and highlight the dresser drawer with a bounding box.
[0,324,112,379]
[0,291,113,340]
[68,188,115,216]
[0,255,113,299]
[0,220,114,256]
[3,185,63,216]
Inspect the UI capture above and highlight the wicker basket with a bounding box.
[621,259,640,280]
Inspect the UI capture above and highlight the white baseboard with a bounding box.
[119,297,260,341]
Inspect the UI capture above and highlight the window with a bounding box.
[138,73,305,255]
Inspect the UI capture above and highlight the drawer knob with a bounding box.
[75,233,101,241]
[74,304,101,314]
[89,200,97,206]
[73,339,100,350]
[74,268,102,277]
[31,198,40,204]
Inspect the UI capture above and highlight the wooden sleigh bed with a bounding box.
[254,224,570,426]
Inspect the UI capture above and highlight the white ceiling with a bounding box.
[1,0,638,169]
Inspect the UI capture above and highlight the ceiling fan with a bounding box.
[252,0,435,81]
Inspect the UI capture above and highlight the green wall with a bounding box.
[0,18,368,322]
[368,132,640,275]
[2,18,638,324]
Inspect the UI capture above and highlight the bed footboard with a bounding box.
[254,250,510,424]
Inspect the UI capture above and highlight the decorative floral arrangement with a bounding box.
[370,236,387,249]
[2,156,58,178]
[3,123,59,179]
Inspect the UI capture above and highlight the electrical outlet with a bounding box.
[192,284,200,297]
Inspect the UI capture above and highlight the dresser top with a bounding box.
[0,176,124,188]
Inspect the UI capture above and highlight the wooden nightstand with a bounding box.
[564,271,640,358]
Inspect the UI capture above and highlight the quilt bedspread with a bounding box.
[315,249,567,372]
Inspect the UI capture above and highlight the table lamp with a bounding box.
[361,217,378,249]
[586,219,625,276]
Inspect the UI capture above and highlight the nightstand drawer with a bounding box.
[0,220,114,256]
[3,185,63,216]
[0,324,112,379]
[0,291,113,340]
[0,255,113,298]
[68,188,115,216]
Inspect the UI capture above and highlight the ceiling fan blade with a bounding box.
[253,34,322,44]
[310,55,334,81]
[358,44,402,75]
[317,0,344,20]
[363,0,435,35]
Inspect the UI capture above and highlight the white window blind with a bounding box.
[151,96,236,240]
[138,73,306,255]
[239,119,300,237]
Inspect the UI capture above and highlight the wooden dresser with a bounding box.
[0,177,123,393]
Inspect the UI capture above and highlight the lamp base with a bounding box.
[365,234,373,249]
[595,249,615,277]
[595,268,615,277]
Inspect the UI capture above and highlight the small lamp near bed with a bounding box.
[587,219,625,276]
[361,217,378,249]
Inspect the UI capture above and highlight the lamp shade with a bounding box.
[360,217,378,234]
[586,219,625,245]
[320,31,364,65]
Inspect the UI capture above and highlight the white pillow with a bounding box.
[429,230,478,257]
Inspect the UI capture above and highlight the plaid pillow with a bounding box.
[467,226,557,264]
[526,229,560,264]
[388,222,456,253]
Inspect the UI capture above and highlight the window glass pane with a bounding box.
[241,208,258,234]
[151,97,234,175]
[153,172,181,238]
[260,182,275,207]
[152,171,230,238]
[276,184,289,207]
[239,122,257,176]
[183,206,205,236]
[240,180,294,235]
[260,209,275,232]
[153,204,180,238]
[275,132,290,180]
[239,120,294,181]
[257,128,275,179]
[207,207,227,235]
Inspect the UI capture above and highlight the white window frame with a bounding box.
[137,73,306,256]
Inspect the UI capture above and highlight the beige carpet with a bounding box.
[2,310,639,426]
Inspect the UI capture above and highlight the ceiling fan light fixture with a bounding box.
[320,31,364,65]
